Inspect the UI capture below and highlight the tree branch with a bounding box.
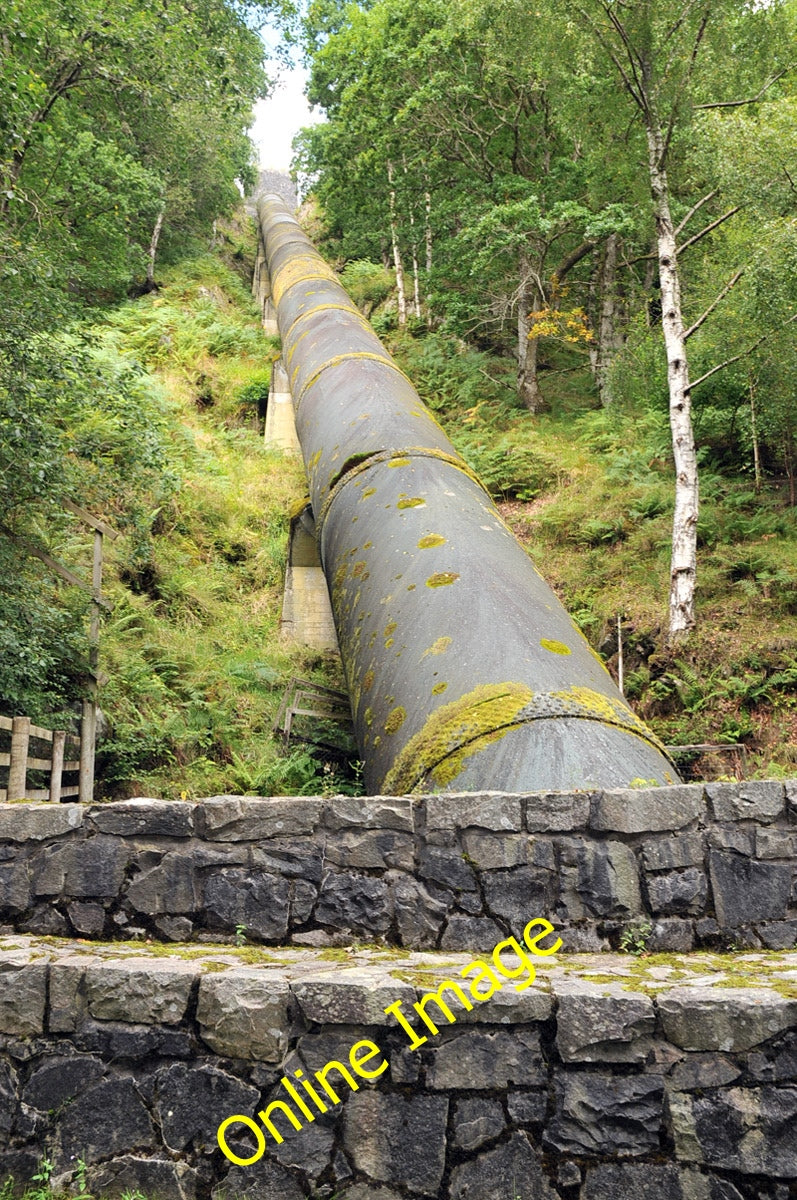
[674,188,718,236]
[689,313,797,391]
[684,268,744,340]
[694,67,790,110]
[662,10,709,160]
[552,238,599,281]
[677,206,739,254]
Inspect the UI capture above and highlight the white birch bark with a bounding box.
[646,124,698,644]
[387,161,407,327]
[146,204,165,290]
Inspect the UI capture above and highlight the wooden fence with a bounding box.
[0,715,84,802]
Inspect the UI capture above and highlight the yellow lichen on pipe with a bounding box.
[382,682,535,794]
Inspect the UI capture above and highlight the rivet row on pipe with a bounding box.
[257,194,680,795]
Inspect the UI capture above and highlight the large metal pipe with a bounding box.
[258,195,679,794]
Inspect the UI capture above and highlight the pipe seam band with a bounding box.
[383,685,672,794]
[294,351,417,411]
[316,447,491,540]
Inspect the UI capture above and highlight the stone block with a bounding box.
[786,779,797,813]
[669,1054,741,1092]
[424,793,522,832]
[153,915,194,942]
[451,1096,504,1150]
[325,829,414,870]
[756,827,797,859]
[555,986,654,1062]
[592,785,705,833]
[88,799,195,837]
[269,1111,336,1180]
[482,865,556,925]
[197,972,291,1061]
[709,850,790,926]
[706,824,754,856]
[203,869,290,941]
[0,962,45,1035]
[545,1072,663,1157]
[426,1027,544,1089]
[126,853,199,915]
[0,803,82,841]
[21,903,69,936]
[757,919,797,950]
[507,1090,547,1125]
[155,1063,260,1153]
[212,1162,306,1200]
[58,1077,154,1165]
[457,981,552,1025]
[33,837,127,899]
[417,845,478,891]
[314,872,391,935]
[0,860,30,915]
[67,902,106,936]
[669,1086,797,1176]
[48,961,86,1032]
[390,873,449,947]
[525,791,590,832]
[0,1062,17,1136]
[642,834,704,871]
[647,918,695,952]
[251,840,323,882]
[706,781,784,823]
[449,1131,557,1200]
[88,1157,198,1200]
[73,1021,192,1060]
[558,839,641,919]
[293,970,416,1024]
[198,796,324,839]
[323,795,414,832]
[582,1163,685,1199]
[658,987,797,1051]
[461,830,531,869]
[647,868,707,916]
[0,1151,39,1191]
[22,1055,106,1110]
[337,1187,402,1200]
[342,1091,448,1197]
[440,915,504,952]
[84,960,196,1025]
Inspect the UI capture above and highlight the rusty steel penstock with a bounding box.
[257,194,680,795]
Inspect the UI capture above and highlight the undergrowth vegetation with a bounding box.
[42,222,356,799]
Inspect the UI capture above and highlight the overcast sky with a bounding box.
[250,64,323,172]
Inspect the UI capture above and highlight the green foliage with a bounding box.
[620,921,653,956]
[340,260,394,308]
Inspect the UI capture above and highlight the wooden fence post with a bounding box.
[8,716,30,801]
[78,701,95,804]
[49,730,66,803]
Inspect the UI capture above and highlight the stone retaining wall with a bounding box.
[1,782,796,951]
[1,937,796,1200]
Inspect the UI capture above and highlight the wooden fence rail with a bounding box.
[0,715,83,802]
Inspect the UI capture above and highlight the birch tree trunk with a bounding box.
[425,190,433,273]
[517,251,546,413]
[387,161,407,327]
[596,232,622,406]
[749,378,762,493]
[146,204,165,291]
[646,123,698,644]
